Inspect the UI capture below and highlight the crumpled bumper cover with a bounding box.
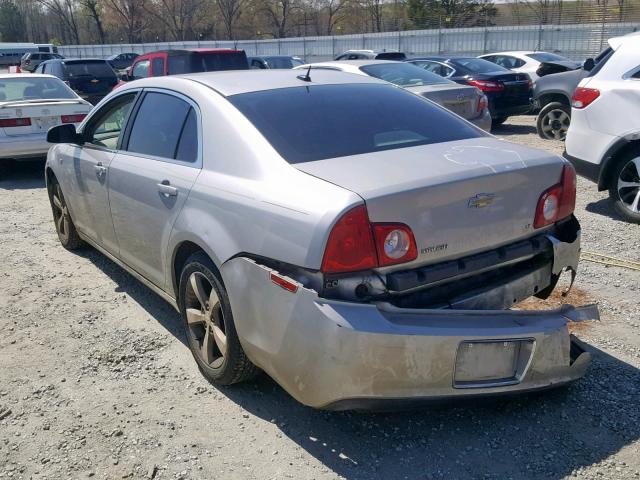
[222,255,596,409]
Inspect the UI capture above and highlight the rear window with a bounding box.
[527,52,570,63]
[360,62,451,87]
[452,58,509,74]
[0,77,77,101]
[264,57,301,69]
[168,52,248,73]
[375,52,406,60]
[228,83,484,164]
[587,47,615,78]
[64,61,115,78]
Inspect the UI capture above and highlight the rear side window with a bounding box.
[175,108,198,163]
[229,83,484,164]
[64,61,115,78]
[453,58,509,74]
[375,52,406,61]
[360,63,450,86]
[152,57,165,76]
[126,92,194,161]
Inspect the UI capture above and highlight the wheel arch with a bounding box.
[598,137,640,191]
[170,239,224,306]
[537,92,571,108]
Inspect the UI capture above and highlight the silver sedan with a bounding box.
[295,60,492,132]
[45,70,596,409]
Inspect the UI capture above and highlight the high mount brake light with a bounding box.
[534,165,576,228]
[572,87,600,109]
[321,205,418,274]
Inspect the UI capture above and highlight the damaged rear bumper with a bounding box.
[221,257,597,410]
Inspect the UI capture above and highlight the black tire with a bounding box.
[178,251,259,385]
[607,150,640,224]
[536,102,571,140]
[48,178,83,250]
[491,116,508,127]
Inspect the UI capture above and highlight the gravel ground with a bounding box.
[1,115,639,480]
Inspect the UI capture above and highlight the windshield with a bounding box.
[453,58,509,74]
[228,83,483,164]
[527,52,571,63]
[0,77,77,101]
[64,61,115,78]
[360,63,451,87]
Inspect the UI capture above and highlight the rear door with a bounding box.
[151,55,166,76]
[58,92,138,254]
[108,90,201,288]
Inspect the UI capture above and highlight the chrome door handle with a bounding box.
[157,181,178,197]
[94,162,107,177]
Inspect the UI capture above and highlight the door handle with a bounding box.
[94,162,107,177]
[157,181,178,197]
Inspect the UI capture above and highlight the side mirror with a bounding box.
[583,58,595,71]
[47,123,83,144]
[119,72,130,81]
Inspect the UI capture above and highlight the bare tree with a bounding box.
[262,0,297,38]
[361,0,382,32]
[145,0,208,41]
[321,0,349,35]
[217,0,245,39]
[37,0,81,43]
[79,0,106,43]
[104,0,148,43]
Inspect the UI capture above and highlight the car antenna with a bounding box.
[297,65,312,82]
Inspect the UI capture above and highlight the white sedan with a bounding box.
[479,51,580,81]
[0,74,92,161]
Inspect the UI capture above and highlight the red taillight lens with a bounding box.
[467,79,505,93]
[61,114,87,123]
[321,205,418,273]
[572,87,600,109]
[0,118,31,128]
[477,94,488,113]
[534,165,576,228]
[372,224,418,267]
[321,205,378,274]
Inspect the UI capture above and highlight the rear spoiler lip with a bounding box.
[0,99,91,108]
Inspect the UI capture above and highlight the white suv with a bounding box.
[564,33,640,223]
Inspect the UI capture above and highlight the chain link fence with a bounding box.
[59,4,640,62]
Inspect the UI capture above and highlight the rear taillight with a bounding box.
[477,94,488,113]
[0,118,31,128]
[61,114,87,123]
[534,165,577,228]
[572,87,600,109]
[467,79,505,93]
[321,205,417,274]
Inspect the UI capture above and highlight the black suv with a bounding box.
[20,52,64,72]
[35,59,118,105]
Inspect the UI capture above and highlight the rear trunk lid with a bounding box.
[0,100,90,137]
[64,61,118,95]
[296,137,565,269]
[406,84,481,120]
[485,72,531,106]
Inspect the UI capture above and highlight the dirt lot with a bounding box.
[1,116,639,480]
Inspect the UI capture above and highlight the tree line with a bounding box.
[0,0,635,45]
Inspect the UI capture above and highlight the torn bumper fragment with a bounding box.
[223,256,597,409]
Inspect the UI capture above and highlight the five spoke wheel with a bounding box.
[51,183,71,244]
[539,108,570,140]
[617,156,640,215]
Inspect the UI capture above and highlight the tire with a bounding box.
[178,251,259,385]
[492,116,508,127]
[48,178,83,250]
[607,150,640,224]
[536,102,571,140]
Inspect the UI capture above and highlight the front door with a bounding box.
[59,92,138,255]
[108,90,201,289]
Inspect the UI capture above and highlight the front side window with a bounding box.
[131,60,150,80]
[126,92,194,161]
[229,83,484,164]
[85,93,136,149]
[360,63,451,87]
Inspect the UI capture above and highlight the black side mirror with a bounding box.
[119,72,130,81]
[583,58,595,71]
[47,123,83,144]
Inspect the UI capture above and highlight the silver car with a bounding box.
[296,60,492,132]
[45,70,596,409]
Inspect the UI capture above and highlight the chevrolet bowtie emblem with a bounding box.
[468,193,496,208]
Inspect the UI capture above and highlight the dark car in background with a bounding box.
[106,52,139,71]
[34,58,118,105]
[248,55,304,69]
[20,52,64,72]
[335,49,406,61]
[408,56,532,126]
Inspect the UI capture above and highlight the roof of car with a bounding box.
[130,69,387,96]
[480,51,535,56]
[306,60,399,67]
[137,49,243,58]
[608,33,640,49]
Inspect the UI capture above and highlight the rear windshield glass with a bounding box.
[527,52,570,62]
[360,63,451,87]
[375,52,406,60]
[169,52,248,73]
[0,77,77,101]
[264,57,302,69]
[228,83,484,164]
[452,58,509,74]
[64,61,115,78]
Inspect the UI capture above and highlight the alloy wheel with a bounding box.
[184,272,227,368]
[540,108,570,140]
[617,156,640,214]
[51,184,70,243]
